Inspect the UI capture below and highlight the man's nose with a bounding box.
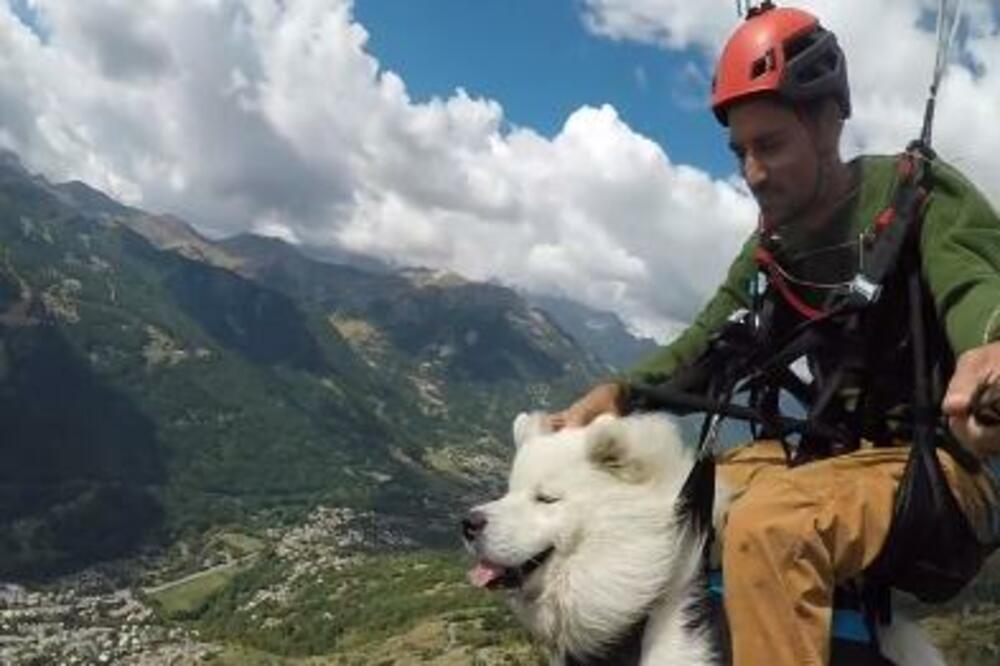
[462,510,487,541]
[743,153,767,191]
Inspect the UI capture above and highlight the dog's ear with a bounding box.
[512,411,551,449]
[585,418,651,484]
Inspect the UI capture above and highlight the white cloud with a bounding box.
[338,103,755,335]
[3,0,994,345]
[0,0,760,341]
[580,0,732,50]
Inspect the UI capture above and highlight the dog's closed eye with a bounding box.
[535,491,561,504]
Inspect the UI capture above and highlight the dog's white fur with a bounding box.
[466,412,946,665]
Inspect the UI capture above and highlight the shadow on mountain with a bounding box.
[158,246,329,373]
[0,324,165,579]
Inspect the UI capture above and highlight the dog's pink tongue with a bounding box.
[469,561,506,588]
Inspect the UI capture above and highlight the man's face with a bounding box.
[727,97,820,227]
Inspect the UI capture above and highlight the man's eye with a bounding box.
[535,492,560,504]
[758,138,782,155]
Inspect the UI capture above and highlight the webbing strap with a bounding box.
[846,150,930,309]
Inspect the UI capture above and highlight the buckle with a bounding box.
[848,274,881,304]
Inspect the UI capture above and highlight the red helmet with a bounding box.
[711,3,850,125]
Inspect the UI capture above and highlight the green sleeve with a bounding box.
[623,233,759,385]
[921,161,1000,355]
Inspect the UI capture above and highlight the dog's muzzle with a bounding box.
[468,547,555,590]
[462,511,555,589]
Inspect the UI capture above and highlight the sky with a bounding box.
[0,0,998,341]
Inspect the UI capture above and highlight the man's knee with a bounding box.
[723,482,809,563]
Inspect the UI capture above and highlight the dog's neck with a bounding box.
[563,616,648,666]
[553,523,717,666]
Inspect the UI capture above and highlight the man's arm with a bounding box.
[923,160,1000,456]
[549,233,759,429]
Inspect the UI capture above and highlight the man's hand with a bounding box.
[547,382,625,431]
[943,342,1000,458]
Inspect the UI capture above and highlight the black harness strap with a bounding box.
[863,244,989,601]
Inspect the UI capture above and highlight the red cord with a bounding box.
[755,246,825,320]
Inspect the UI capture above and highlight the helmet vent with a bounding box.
[750,48,776,80]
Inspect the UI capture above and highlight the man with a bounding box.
[549,4,1000,665]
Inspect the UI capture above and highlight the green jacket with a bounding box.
[627,154,1000,387]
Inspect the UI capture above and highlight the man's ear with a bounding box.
[513,411,551,449]
[585,418,651,484]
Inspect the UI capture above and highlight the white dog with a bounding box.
[462,412,944,666]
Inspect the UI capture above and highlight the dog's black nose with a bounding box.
[462,511,487,541]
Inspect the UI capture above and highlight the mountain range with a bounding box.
[0,150,657,578]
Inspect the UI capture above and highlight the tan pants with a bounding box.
[717,441,997,666]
